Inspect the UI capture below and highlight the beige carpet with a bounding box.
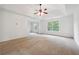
[0,36,79,55]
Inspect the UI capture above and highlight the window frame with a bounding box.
[48,20,60,32]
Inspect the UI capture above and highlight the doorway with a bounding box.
[30,22,39,33]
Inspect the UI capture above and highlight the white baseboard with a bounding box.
[0,35,28,42]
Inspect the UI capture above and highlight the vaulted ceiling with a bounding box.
[0,4,68,19]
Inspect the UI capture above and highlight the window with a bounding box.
[48,20,59,31]
[30,22,39,33]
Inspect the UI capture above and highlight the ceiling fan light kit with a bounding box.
[34,4,48,16]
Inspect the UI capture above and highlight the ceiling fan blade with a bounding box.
[44,8,47,11]
[43,12,48,14]
[34,12,38,14]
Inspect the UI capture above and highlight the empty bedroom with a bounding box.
[0,4,79,55]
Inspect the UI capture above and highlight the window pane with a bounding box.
[48,21,59,31]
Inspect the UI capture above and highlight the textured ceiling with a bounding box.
[1,4,67,19]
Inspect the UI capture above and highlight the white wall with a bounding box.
[0,5,74,42]
[0,8,31,42]
[65,4,79,46]
[0,8,3,40]
[38,14,74,38]
[74,12,79,46]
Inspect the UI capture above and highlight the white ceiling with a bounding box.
[1,4,67,19]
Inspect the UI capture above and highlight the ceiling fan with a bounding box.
[34,4,48,16]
